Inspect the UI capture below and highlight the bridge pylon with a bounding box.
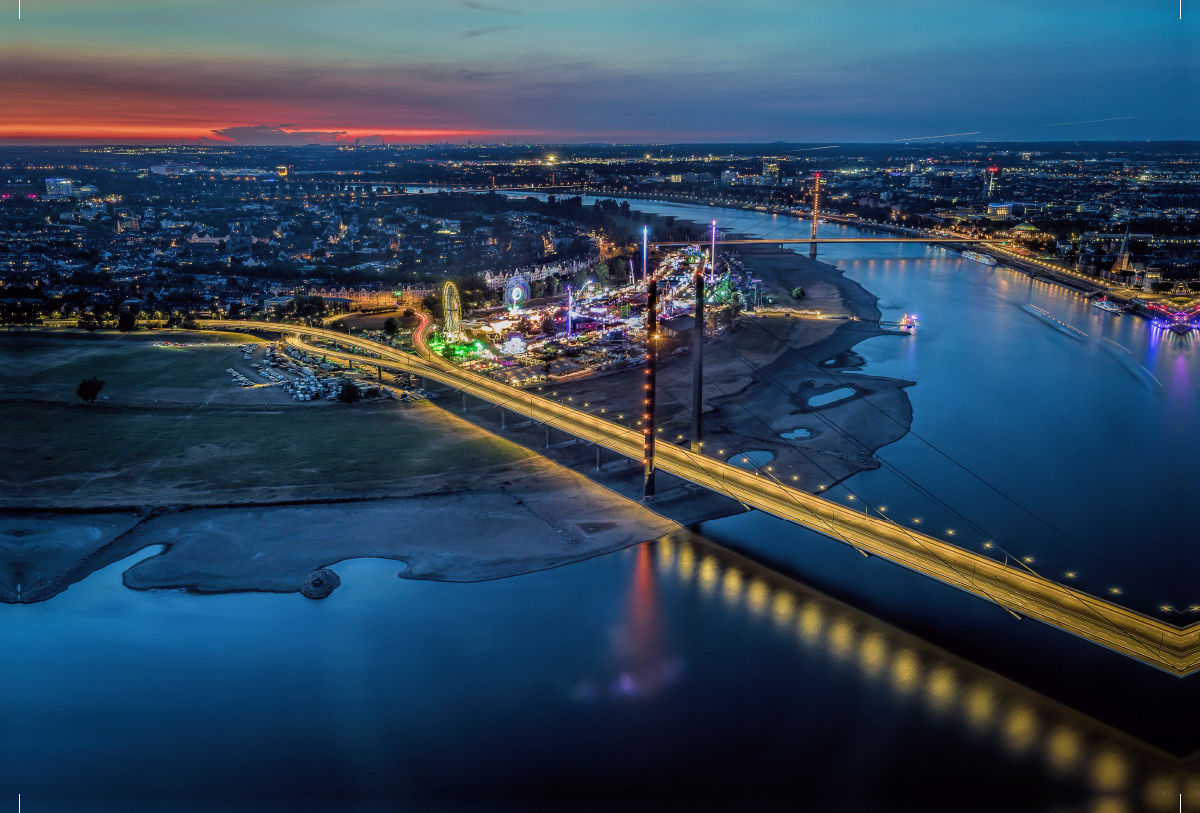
[643,279,658,500]
[691,223,712,454]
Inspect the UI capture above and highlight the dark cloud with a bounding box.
[461,24,518,38]
[462,1,516,13]
[208,124,349,145]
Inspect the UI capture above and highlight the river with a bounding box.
[5,537,1125,811]
[10,195,1199,808]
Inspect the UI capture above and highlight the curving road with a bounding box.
[202,317,1200,674]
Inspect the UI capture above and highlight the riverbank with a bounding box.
[1,330,682,601]
[0,452,680,602]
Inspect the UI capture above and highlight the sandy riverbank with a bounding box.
[0,453,680,602]
[1,329,682,601]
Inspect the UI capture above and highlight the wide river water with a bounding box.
[9,195,1199,808]
[5,540,1127,811]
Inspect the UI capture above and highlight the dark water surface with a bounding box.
[3,537,1153,812]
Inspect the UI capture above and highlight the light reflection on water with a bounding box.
[0,529,1192,810]
[651,532,1186,808]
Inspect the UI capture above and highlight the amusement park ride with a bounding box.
[1145,299,1200,334]
[440,280,464,344]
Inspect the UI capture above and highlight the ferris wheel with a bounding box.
[441,280,464,343]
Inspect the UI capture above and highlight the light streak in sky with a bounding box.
[1043,116,1134,127]
[785,145,840,152]
[893,132,980,141]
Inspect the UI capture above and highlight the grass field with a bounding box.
[3,330,533,507]
[2,330,272,401]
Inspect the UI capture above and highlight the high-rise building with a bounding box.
[984,166,1000,199]
[762,162,780,184]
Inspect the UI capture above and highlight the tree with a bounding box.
[365,386,381,399]
[117,310,137,332]
[383,317,400,335]
[792,287,806,300]
[77,377,105,403]
[336,380,361,403]
[422,294,444,319]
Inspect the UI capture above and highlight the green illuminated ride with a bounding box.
[710,274,736,305]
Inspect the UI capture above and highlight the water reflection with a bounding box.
[576,544,682,702]
[653,531,1191,809]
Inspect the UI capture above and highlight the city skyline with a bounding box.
[2,0,1196,145]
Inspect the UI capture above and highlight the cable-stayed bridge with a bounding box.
[200,315,1200,675]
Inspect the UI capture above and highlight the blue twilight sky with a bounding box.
[1,0,1196,143]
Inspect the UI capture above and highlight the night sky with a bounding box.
[2,0,1196,144]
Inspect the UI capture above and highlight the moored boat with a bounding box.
[962,250,997,266]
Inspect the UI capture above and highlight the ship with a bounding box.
[1093,297,1123,314]
[962,250,997,266]
[1021,304,1088,340]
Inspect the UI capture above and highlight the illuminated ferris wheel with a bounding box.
[441,280,464,343]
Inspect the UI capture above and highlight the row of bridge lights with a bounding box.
[313,321,1156,616]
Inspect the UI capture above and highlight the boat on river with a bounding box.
[1093,297,1123,314]
[962,251,997,266]
[1021,304,1088,339]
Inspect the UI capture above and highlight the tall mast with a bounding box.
[810,171,821,259]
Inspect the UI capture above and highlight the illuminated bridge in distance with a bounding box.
[652,238,1011,247]
[200,317,1200,676]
